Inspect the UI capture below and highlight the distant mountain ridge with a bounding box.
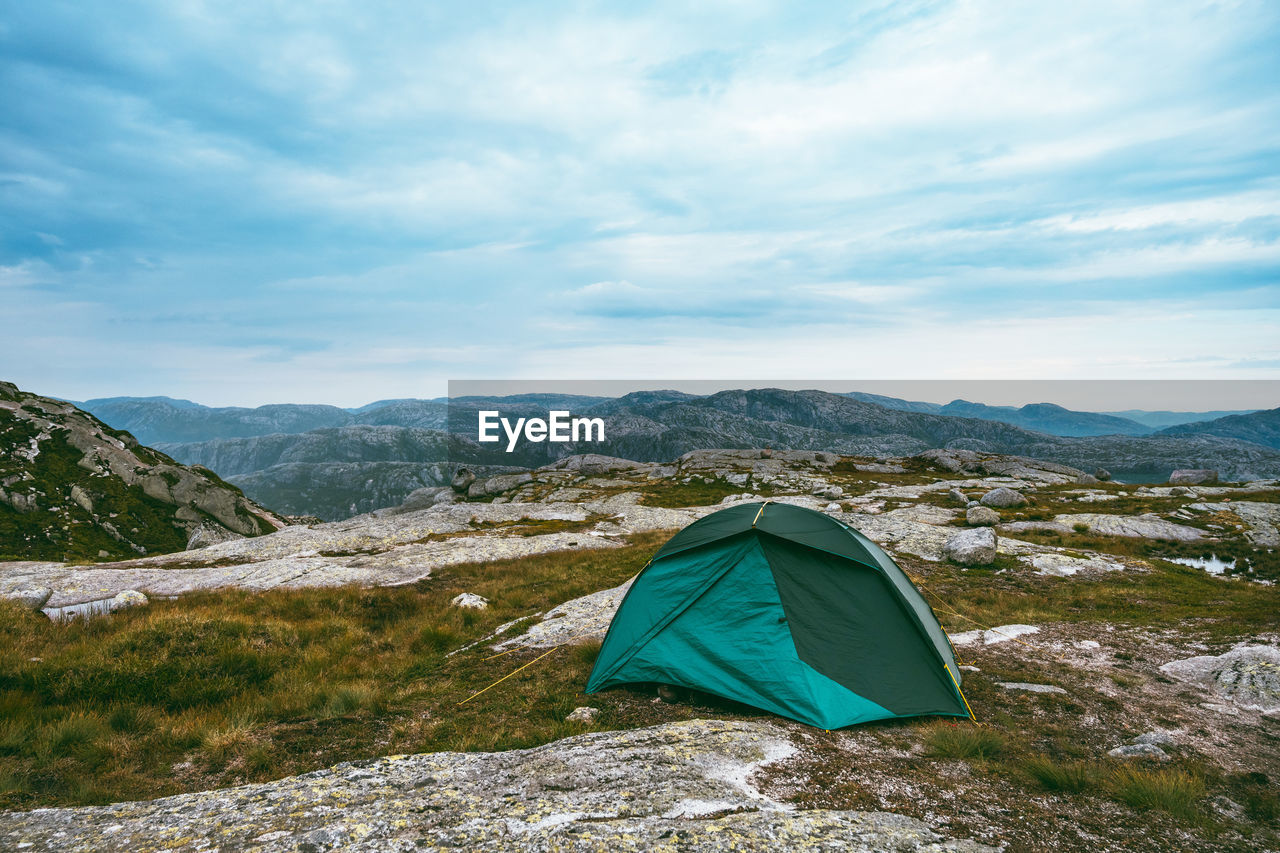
[82,398,448,444]
[843,394,1154,436]
[1156,406,1280,450]
[1104,409,1257,428]
[132,387,1280,520]
[84,391,1258,446]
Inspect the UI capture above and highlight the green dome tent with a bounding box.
[586,501,972,729]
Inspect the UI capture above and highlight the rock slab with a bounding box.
[1169,469,1218,485]
[0,720,993,852]
[1159,645,1280,713]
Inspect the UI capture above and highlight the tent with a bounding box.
[585,501,972,729]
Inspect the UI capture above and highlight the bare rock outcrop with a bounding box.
[1160,645,1280,713]
[0,381,286,561]
[0,720,993,852]
[1002,513,1205,542]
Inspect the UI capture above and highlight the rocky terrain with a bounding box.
[108,388,1280,520]
[0,720,996,852]
[2,445,1278,850]
[0,382,286,562]
[4,444,1278,608]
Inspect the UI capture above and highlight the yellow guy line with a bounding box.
[751,500,771,527]
[944,664,977,722]
[457,646,563,706]
[462,621,612,702]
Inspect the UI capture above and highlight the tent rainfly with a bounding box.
[586,501,971,729]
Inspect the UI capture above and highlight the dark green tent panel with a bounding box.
[586,501,971,729]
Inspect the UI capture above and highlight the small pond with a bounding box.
[1164,554,1237,575]
[42,598,117,621]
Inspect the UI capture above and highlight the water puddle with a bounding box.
[41,593,165,621]
[1165,554,1235,575]
[42,597,118,620]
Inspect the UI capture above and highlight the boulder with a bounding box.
[69,484,94,514]
[965,506,1000,527]
[565,706,599,723]
[1108,744,1169,761]
[450,467,476,493]
[469,472,535,499]
[1094,468,1112,482]
[948,489,968,505]
[943,527,997,566]
[1170,469,1218,485]
[1075,473,1099,485]
[554,455,649,477]
[394,487,461,513]
[980,487,1027,508]
[110,590,149,610]
[814,485,844,500]
[824,502,841,513]
[451,593,489,610]
[0,488,37,513]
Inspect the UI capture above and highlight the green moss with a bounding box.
[0,416,190,561]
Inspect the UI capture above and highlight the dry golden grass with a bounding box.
[0,531,672,809]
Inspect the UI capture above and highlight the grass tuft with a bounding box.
[1107,765,1205,819]
[1021,753,1101,793]
[923,722,1007,760]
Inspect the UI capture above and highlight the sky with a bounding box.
[2,0,1279,407]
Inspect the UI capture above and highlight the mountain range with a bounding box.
[70,387,1278,520]
[83,391,1262,447]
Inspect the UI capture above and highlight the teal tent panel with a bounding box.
[588,538,896,729]
[587,533,759,691]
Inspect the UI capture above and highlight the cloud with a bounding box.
[1,0,1278,404]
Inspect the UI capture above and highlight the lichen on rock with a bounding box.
[0,720,993,852]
